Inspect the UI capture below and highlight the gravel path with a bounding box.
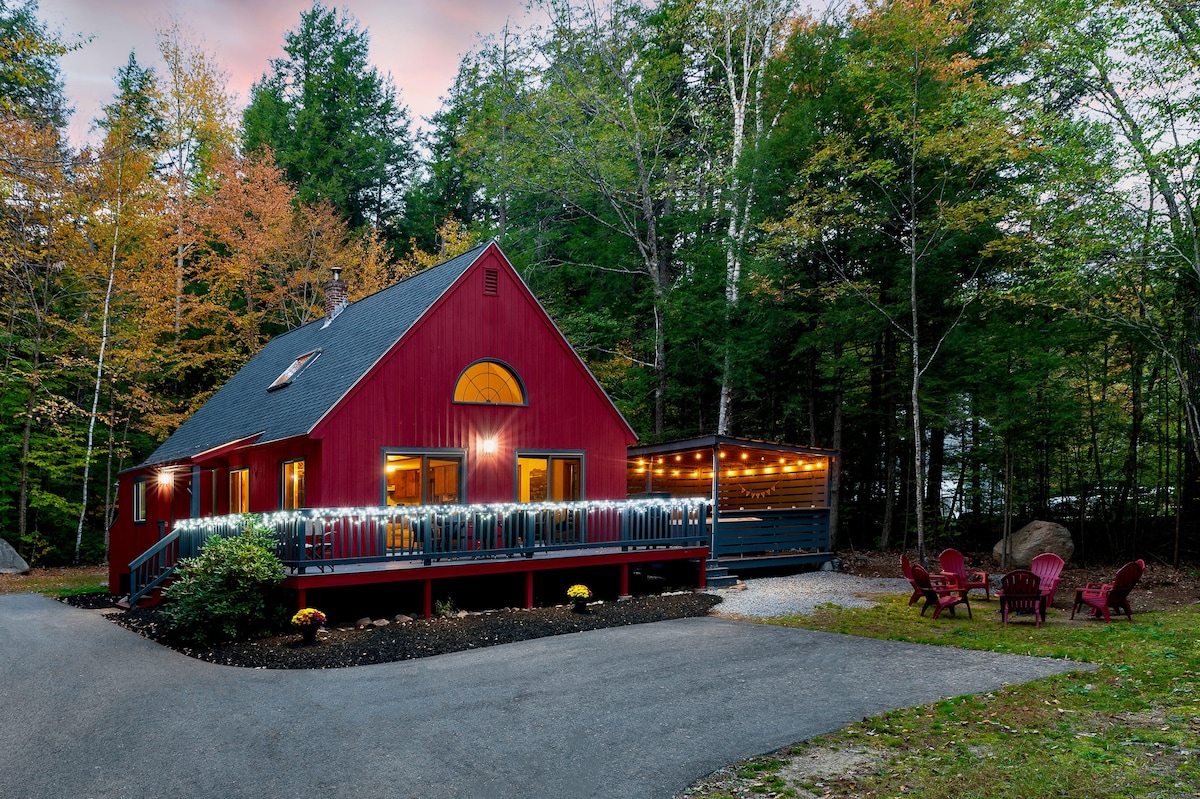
[707,571,912,618]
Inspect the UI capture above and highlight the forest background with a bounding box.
[2,0,1196,569]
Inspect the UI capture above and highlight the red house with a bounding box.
[110,242,708,610]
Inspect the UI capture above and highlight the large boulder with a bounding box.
[992,520,1074,568]
[0,537,30,574]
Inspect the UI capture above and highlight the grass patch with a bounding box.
[687,597,1200,798]
[0,565,107,597]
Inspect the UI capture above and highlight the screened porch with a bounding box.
[627,435,835,571]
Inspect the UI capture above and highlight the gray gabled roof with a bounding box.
[141,243,489,467]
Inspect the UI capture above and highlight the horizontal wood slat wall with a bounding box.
[628,466,828,511]
[713,509,831,559]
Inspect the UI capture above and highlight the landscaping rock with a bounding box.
[394,614,413,624]
[372,618,389,627]
[0,538,29,575]
[992,520,1074,568]
[355,616,372,630]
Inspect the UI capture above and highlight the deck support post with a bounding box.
[423,579,432,619]
[297,587,307,610]
[697,558,706,589]
[618,563,630,600]
[524,571,534,609]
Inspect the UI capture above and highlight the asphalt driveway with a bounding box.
[0,593,1091,799]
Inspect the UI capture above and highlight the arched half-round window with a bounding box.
[453,360,526,405]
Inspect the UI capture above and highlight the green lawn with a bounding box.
[0,565,107,597]
[689,597,1200,799]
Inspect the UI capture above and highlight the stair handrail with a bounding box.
[128,529,181,606]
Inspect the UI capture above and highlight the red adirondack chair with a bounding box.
[1030,552,1065,607]
[939,548,990,600]
[900,553,923,607]
[1070,560,1145,622]
[996,570,1044,626]
[911,564,971,620]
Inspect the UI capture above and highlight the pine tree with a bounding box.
[242,2,414,234]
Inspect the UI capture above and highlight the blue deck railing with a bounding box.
[711,508,831,568]
[128,498,712,602]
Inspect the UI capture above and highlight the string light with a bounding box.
[173,496,715,535]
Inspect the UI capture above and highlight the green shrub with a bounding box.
[160,519,286,647]
[433,597,456,618]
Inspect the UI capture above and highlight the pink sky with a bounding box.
[35,0,536,146]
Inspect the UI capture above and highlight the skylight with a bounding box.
[268,350,320,391]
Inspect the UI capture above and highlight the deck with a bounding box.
[129,498,712,615]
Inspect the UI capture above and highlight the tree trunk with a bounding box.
[807,349,819,447]
[925,425,945,547]
[75,157,123,563]
[879,330,897,548]
[16,316,47,558]
[970,416,982,532]
[828,354,843,549]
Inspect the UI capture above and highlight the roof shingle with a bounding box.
[141,243,489,467]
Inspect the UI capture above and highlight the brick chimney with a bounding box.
[322,266,348,326]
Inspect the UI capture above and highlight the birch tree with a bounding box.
[73,52,163,561]
[465,0,689,434]
[689,0,796,435]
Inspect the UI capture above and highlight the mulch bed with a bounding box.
[63,591,722,669]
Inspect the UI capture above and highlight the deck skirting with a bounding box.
[283,545,710,617]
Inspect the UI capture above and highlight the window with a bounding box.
[281,460,305,509]
[132,476,147,524]
[384,453,464,506]
[229,468,249,514]
[269,350,320,391]
[453,360,525,405]
[517,454,583,502]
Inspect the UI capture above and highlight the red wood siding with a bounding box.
[312,246,635,507]
[108,464,193,593]
[220,437,323,513]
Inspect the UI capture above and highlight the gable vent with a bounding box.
[483,268,499,296]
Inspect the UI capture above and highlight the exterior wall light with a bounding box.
[480,437,498,455]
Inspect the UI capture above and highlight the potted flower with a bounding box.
[291,607,327,644]
[567,584,592,613]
